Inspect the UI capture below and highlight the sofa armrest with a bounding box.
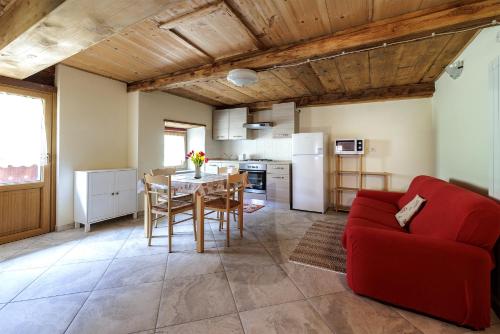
[345,226,493,329]
[356,189,404,205]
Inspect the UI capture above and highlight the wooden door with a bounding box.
[0,85,54,244]
[88,171,115,222]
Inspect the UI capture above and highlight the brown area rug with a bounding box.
[289,220,347,274]
[243,202,265,213]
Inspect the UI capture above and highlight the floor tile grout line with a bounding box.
[212,227,247,334]
[152,244,170,331]
[2,235,87,304]
[303,297,336,334]
[62,227,133,334]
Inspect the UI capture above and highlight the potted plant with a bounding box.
[186,150,208,179]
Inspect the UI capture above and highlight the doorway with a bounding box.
[0,85,54,244]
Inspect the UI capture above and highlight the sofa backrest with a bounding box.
[401,176,500,251]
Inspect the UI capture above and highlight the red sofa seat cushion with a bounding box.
[403,176,500,251]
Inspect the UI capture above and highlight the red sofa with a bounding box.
[342,175,500,329]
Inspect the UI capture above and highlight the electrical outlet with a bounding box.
[370,147,376,152]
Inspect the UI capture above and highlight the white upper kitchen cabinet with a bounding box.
[272,102,298,138]
[213,107,249,140]
[213,109,229,140]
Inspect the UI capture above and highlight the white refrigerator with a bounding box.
[292,132,328,213]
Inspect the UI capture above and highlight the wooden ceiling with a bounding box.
[58,0,496,108]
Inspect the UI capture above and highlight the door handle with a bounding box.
[111,192,115,195]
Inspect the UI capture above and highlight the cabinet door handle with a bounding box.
[116,192,119,195]
[111,192,115,196]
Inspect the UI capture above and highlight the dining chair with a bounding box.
[149,167,194,228]
[204,172,247,247]
[144,173,196,252]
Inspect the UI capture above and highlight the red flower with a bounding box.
[205,158,208,163]
[199,151,205,157]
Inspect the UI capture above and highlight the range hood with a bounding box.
[243,122,274,129]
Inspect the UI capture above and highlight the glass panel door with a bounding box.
[0,92,46,184]
[0,85,53,244]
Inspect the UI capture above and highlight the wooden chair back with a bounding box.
[144,174,172,213]
[224,172,247,207]
[150,167,176,176]
[217,166,228,175]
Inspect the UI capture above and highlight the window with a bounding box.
[0,92,46,185]
[163,131,186,168]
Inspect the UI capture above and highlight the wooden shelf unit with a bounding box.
[334,155,390,211]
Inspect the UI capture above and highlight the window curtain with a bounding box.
[0,92,47,168]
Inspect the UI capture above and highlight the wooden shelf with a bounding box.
[361,171,390,176]
[333,154,390,212]
[334,187,359,192]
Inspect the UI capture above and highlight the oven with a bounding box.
[239,163,266,194]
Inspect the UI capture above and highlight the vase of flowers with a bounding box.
[186,150,208,179]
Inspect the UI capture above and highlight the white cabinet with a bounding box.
[228,107,249,140]
[74,169,137,232]
[204,161,240,174]
[266,164,291,205]
[272,102,298,138]
[213,109,229,140]
[213,107,249,140]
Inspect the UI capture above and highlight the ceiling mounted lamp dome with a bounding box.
[227,69,258,87]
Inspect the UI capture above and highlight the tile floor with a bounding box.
[0,205,498,334]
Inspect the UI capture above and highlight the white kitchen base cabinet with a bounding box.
[74,169,138,232]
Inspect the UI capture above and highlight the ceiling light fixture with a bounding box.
[227,69,258,87]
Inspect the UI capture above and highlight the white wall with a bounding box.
[433,26,500,191]
[56,65,129,227]
[299,98,434,205]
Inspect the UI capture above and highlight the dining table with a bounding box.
[143,172,229,253]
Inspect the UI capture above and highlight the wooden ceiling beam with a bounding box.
[0,0,179,79]
[230,83,435,111]
[128,0,500,92]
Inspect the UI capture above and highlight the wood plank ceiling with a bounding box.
[62,0,484,109]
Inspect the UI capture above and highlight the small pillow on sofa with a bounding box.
[395,194,426,228]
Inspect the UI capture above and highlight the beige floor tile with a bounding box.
[156,314,244,334]
[96,254,167,290]
[165,249,222,279]
[226,264,304,311]
[14,260,110,301]
[116,236,169,258]
[157,272,236,327]
[396,309,469,334]
[58,239,125,264]
[280,262,347,297]
[0,267,46,303]
[239,300,332,334]
[0,241,78,271]
[66,281,162,334]
[0,292,88,334]
[262,238,301,264]
[308,291,423,334]
[219,244,275,271]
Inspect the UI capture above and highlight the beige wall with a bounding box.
[299,98,434,204]
[433,26,500,191]
[55,65,129,226]
[132,91,215,210]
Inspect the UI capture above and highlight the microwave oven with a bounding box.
[335,139,364,155]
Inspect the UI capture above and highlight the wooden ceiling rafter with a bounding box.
[127,0,500,92]
[232,82,436,111]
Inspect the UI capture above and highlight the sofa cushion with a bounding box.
[402,176,500,251]
[353,196,399,214]
[342,217,404,247]
[349,202,401,231]
[398,175,443,208]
